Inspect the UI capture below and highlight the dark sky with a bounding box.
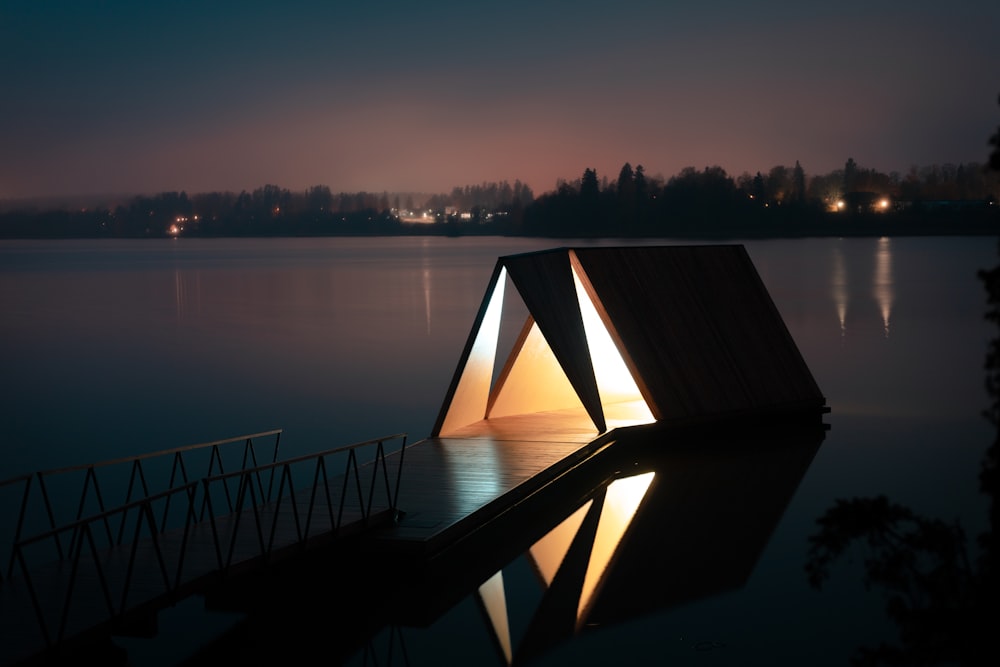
[2,0,998,200]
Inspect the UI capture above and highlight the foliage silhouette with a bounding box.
[1,153,998,238]
[805,101,1000,665]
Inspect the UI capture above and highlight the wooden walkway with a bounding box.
[368,404,640,554]
[0,408,619,666]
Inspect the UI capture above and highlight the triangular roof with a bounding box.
[432,245,825,437]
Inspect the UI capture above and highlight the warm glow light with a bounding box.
[874,236,893,337]
[437,267,506,435]
[578,472,655,625]
[528,500,593,587]
[571,264,653,423]
[836,200,845,210]
[879,198,889,210]
[488,319,587,420]
[832,244,847,337]
[478,570,513,665]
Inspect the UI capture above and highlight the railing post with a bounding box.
[35,473,64,560]
[7,475,34,579]
[393,435,408,511]
[14,545,50,646]
[202,479,224,570]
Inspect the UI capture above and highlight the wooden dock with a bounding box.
[0,408,623,667]
[0,245,834,665]
[369,404,626,555]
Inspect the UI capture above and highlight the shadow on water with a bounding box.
[180,418,826,666]
[804,247,1000,666]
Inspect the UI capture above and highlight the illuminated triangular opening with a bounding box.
[571,264,654,426]
[527,500,593,587]
[438,267,507,435]
[478,570,513,665]
[438,254,657,435]
[577,471,655,624]
[488,317,590,420]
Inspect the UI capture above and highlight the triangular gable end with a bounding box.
[434,249,662,437]
[436,259,606,436]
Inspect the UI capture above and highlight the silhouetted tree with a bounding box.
[305,185,333,212]
[616,163,636,231]
[843,157,859,194]
[767,165,790,204]
[578,167,602,233]
[634,164,649,228]
[792,160,806,204]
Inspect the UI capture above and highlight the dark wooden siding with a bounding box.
[572,245,825,422]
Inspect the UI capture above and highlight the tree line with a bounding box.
[517,159,999,238]
[1,160,997,239]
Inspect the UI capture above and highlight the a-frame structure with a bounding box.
[432,245,826,439]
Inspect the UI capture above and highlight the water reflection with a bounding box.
[874,237,893,337]
[805,249,999,665]
[173,268,204,320]
[358,426,823,666]
[832,243,849,338]
[829,237,895,340]
[476,471,656,664]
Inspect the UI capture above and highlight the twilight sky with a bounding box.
[2,0,998,200]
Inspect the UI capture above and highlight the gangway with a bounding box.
[0,430,407,666]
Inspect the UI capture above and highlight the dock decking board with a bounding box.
[0,408,609,667]
[372,407,612,555]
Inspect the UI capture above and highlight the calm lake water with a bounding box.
[1,235,997,665]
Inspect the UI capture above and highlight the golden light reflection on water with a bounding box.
[874,237,893,337]
[478,570,513,665]
[528,501,593,586]
[577,471,655,626]
[832,244,848,338]
[476,471,655,663]
[829,238,895,340]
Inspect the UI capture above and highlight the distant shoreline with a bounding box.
[1,205,997,241]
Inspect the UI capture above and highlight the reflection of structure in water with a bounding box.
[183,244,826,666]
[371,426,823,666]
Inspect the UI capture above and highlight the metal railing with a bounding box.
[1,429,283,585]
[201,432,408,572]
[8,482,201,646]
[1,431,408,649]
